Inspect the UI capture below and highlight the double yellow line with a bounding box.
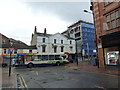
[15,73,28,90]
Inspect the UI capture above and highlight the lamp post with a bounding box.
[9,40,14,76]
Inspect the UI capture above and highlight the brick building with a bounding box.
[91,1,120,67]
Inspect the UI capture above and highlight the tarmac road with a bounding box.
[13,65,119,89]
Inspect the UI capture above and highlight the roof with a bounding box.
[68,20,93,28]
[36,32,52,37]
[0,44,37,49]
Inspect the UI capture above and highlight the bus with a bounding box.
[15,53,69,68]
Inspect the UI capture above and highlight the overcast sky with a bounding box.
[0,0,93,45]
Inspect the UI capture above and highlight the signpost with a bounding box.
[9,46,14,76]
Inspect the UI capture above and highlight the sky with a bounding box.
[0,0,93,45]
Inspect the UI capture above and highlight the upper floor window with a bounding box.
[106,9,120,30]
[2,40,6,44]
[70,41,72,44]
[61,46,64,52]
[61,40,63,44]
[70,29,74,34]
[54,39,56,44]
[43,38,45,43]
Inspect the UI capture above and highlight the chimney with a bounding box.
[44,28,47,35]
[34,26,37,33]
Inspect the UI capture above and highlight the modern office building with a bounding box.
[62,20,96,61]
[91,1,120,67]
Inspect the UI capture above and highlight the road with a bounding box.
[13,65,119,89]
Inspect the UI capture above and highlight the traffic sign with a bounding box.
[8,46,14,54]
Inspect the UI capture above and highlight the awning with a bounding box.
[100,30,120,48]
[17,53,27,56]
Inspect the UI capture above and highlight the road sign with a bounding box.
[8,46,14,54]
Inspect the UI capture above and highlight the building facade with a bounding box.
[62,20,96,61]
[0,33,37,62]
[31,27,76,56]
[91,1,120,67]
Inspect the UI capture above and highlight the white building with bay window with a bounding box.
[31,26,76,55]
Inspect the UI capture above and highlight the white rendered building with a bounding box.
[31,26,76,55]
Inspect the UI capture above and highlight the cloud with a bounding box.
[0,1,93,45]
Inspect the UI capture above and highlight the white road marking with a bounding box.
[36,71,38,75]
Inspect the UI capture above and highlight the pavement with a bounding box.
[1,67,17,89]
[0,61,120,89]
[65,60,120,76]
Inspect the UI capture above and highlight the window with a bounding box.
[70,47,73,51]
[2,40,5,44]
[61,47,64,52]
[116,10,120,18]
[111,20,116,28]
[29,50,32,53]
[43,38,45,43]
[4,49,6,54]
[111,12,115,20]
[54,47,57,53]
[54,39,56,43]
[70,29,74,34]
[42,46,46,52]
[106,15,110,22]
[105,9,120,30]
[70,41,72,44]
[61,40,63,44]
[75,33,80,38]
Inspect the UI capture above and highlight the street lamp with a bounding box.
[84,10,92,14]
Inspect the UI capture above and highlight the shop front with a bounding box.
[100,30,120,66]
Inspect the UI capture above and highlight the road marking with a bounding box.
[95,85,106,89]
[14,72,28,89]
[21,76,28,89]
[36,71,38,75]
